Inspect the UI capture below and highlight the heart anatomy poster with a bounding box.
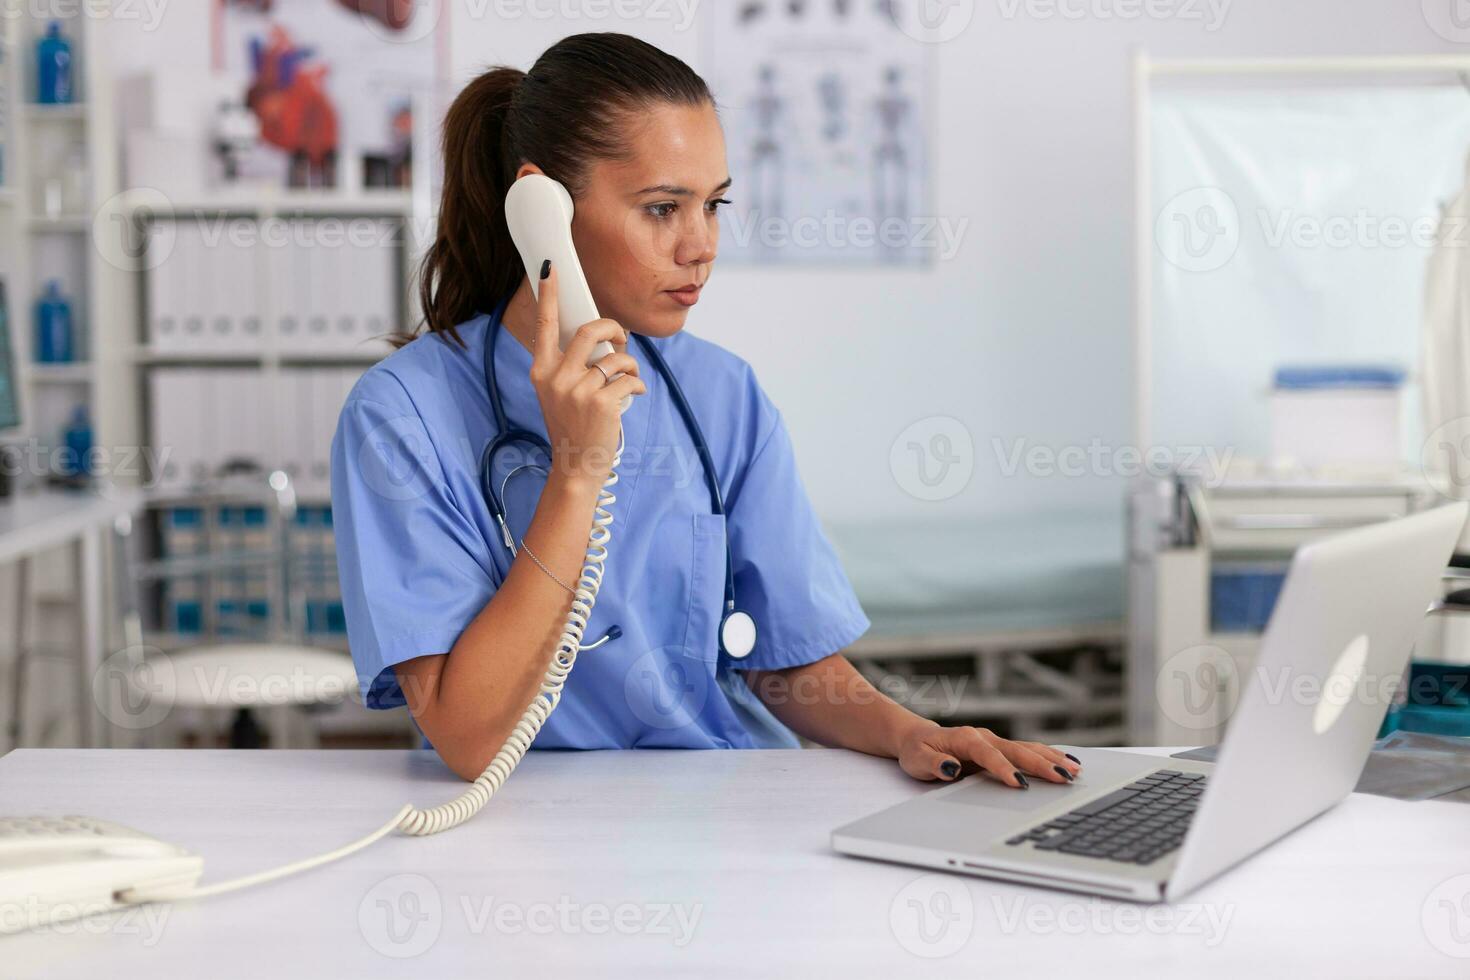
[212,0,442,191]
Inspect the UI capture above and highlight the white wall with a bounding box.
[442,0,1470,524]
[102,0,1470,524]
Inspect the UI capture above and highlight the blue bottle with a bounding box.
[34,280,73,363]
[61,405,92,477]
[36,22,73,105]
[61,405,92,476]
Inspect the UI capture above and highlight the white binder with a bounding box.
[272,220,308,352]
[148,370,210,490]
[146,220,182,352]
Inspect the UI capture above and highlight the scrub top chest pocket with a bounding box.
[682,512,729,665]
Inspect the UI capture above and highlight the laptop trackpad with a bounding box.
[938,750,1162,813]
[941,776,1082,812]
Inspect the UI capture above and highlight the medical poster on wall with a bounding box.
[211,0,443,191]
[702,1,933,266]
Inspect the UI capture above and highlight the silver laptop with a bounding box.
[832,502,1468,902]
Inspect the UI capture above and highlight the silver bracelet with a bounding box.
[520,538,576,596]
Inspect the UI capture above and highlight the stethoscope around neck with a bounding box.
[477,296,757,660]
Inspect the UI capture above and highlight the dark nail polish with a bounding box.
[940,760,960,779]
[1054,765,1074,781]
[540,259,551,280]
[1013,772,1029,789]
[1064,753,1081,765]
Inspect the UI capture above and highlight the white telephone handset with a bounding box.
[504,173,606,355]
[1,175,629,933]
[503,172,631,411]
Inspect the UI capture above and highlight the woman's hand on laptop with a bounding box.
[896,723,1082,789]
[740,655,1081,789]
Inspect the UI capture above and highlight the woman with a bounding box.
[331,33,1083,790]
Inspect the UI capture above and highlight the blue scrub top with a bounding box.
[330,303,870,750]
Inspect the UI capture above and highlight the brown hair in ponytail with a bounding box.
[413,33,713,347]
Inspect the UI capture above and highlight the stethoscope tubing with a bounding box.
[478,296,740,626]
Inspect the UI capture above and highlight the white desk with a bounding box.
[0,746,1464,978]
[0,487,143,749]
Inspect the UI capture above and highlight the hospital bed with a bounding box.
[825,510,1125,744]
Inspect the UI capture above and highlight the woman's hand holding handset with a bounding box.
[529,260,647,491]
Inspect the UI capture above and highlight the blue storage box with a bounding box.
[1210,563,1288,632]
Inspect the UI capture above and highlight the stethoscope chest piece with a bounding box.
[720,609,757,660]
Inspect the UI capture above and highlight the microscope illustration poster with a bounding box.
[703,0,933,266]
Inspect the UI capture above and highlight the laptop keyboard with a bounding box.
[1003,769,1207,866]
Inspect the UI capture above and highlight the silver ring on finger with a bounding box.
[593,363,611,385]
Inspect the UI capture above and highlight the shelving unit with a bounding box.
[1,9,413,649]
[23,101,84,121]
[114,187,413,217]
[69,42,428,508]
[25,215,90,231]
[0,12,434,747]
[0,16,31,436]
[132,195,411,488]
[0,9,118,473]
[0,12,130,748]
[25,362,92,384]
[126,188,415,652]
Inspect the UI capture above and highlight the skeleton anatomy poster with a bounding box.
[703,1,934,266]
